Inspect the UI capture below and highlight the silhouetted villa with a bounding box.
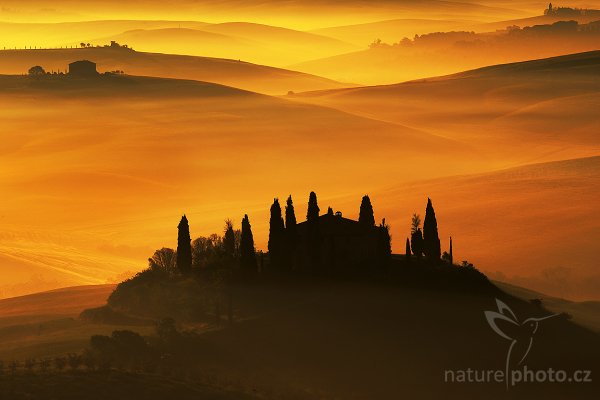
[295,212,384,273]
[69,60,98,77]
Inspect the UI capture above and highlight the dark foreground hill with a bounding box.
[76,259,599,400]
[1,264,598,399]
[188,281,598,399]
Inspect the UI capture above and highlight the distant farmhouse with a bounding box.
[68,60,98,77]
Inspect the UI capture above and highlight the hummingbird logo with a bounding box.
[484,299,558,388]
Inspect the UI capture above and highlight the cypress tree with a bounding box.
[377,218,392,267]
[240,214,257,275]
[405,238,411,262]
[268,198,285,271]
[411,228,424,258]
[423,198,441,260]
[223,219,235,258]
[285,195,297,267]
[449,236,453,265]
[285,195,297,232]
[176,215,192,275]
[359,195,375,226]
[306,191,321,272]
[327,206,334,215]
[307,191,320,222]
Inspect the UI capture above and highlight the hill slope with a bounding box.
[0,73,467,297]
[0,20,210,48]
[321,156,600,301]
[292,23,600,84]
[310,17,481,46]
[0,284,114,320]
[291,51,600,163]
[0,47,349,95]
[1,277,598,398]
[83,23,357,67]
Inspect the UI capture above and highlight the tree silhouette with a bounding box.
[268,198,285,271]
[377,218,392,266]
[285,195,297,230]
[405,238,411,261]
[148,248,177,273]
[28,65,45,76]
[223,219,235,258]
[285,195,297,268]
[306,192,321,272]
[240,214,257,275]
[359,195,375,226]
[307,191,320,222]
[411,228,424,258]
[411,214,421,234]
[327,206,334,215]
[423,198,441,260]
[449,236,453,265]
[176,215,192,274]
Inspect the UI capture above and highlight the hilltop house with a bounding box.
[69,60,98,77]
[294,211,385,273]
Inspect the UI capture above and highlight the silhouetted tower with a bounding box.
[423,198,441,260]
[449,236,453,265]
[176,215,192,274]
[268,198,285,271]
[240,214,257,276]
[359,195,375,226]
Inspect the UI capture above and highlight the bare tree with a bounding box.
[148,248,177,273]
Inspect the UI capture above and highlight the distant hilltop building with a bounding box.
[544,3,599,16]
[68,60,98,77]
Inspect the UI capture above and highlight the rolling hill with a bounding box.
[0,0,529,26]
[310,18,482,46]
[467,9,600,32]
[496,281,600,333]
[0,284,119,360]
[0,72,468,298]
[0,47,350,95]
[82,23,357,67]
[271,154,599,301]
[1,278,597,399]
[292,22,600,84]
[291,51,600,162]
[0,20,210,48]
